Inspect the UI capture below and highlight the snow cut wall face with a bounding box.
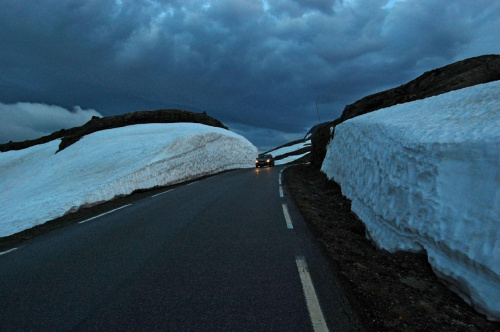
[0,123,257,238]
[321,81,500,321]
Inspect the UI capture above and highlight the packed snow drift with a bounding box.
[275,152,309,165]
[321,81,500,321]
[0,123,257,238]
[267,140,311,165]
[267,140,310,157]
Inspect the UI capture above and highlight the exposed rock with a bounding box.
[0,109,228,153]
[310,54,500,168]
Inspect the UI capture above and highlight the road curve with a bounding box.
[0,166,357,331]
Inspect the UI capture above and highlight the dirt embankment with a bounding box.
[284,164,500,332]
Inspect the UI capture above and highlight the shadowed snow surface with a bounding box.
[322,81,500,321]
[267,140,311,165]
[276,153,310,165]
[268,140,310,157]
[0,123,257,237]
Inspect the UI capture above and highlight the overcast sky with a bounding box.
[0,0,498,150]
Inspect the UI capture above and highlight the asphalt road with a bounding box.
[0,166,358,331]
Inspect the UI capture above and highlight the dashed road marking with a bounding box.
[0,248,18,256]
[152,189,174,197]
[186,181,198,186]
[279,186,284,198]
[79,204,132,224]
[282,204,293,229]
[296,256,329,332]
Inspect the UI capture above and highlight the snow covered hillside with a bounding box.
[266,140,311,165]
[0,123,257,238]
[321,81,500,321]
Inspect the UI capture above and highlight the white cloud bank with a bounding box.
[0,102,103,143]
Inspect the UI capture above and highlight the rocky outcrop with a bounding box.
[0,109,228,153]
[310,54,500,168]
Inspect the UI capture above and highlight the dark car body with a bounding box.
[255,154,275,167]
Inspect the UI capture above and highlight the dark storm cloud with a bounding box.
[0,0,498,148]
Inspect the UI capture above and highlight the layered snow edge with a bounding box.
[321,81,500,321]
[0,123,257,238]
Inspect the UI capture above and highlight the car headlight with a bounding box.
[255,159,258,163]
[267,159,270,162]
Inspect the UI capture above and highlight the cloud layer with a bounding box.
[0,0,498,148]
[0,102,102,143]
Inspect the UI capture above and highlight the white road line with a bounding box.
[79,204,132,224]
[282,204,293,229]
[279,176,282,185]
[279,186,284,198]
[0,248,18,256]
[186,181,198,186]
[296,256,329,332]
[152,189,174,197]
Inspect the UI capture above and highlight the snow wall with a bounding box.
[321,81,500,321]
[0,123,257,238]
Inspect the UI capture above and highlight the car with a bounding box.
[255,154,275,167]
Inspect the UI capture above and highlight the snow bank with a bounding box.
[0,123,257,237]
[267,140,311,165]
[276,152,309,165]
[321,81,500,321]
[267,140,311,157]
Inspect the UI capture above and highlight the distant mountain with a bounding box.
[0,109,227,153]
[310,54,500,168]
